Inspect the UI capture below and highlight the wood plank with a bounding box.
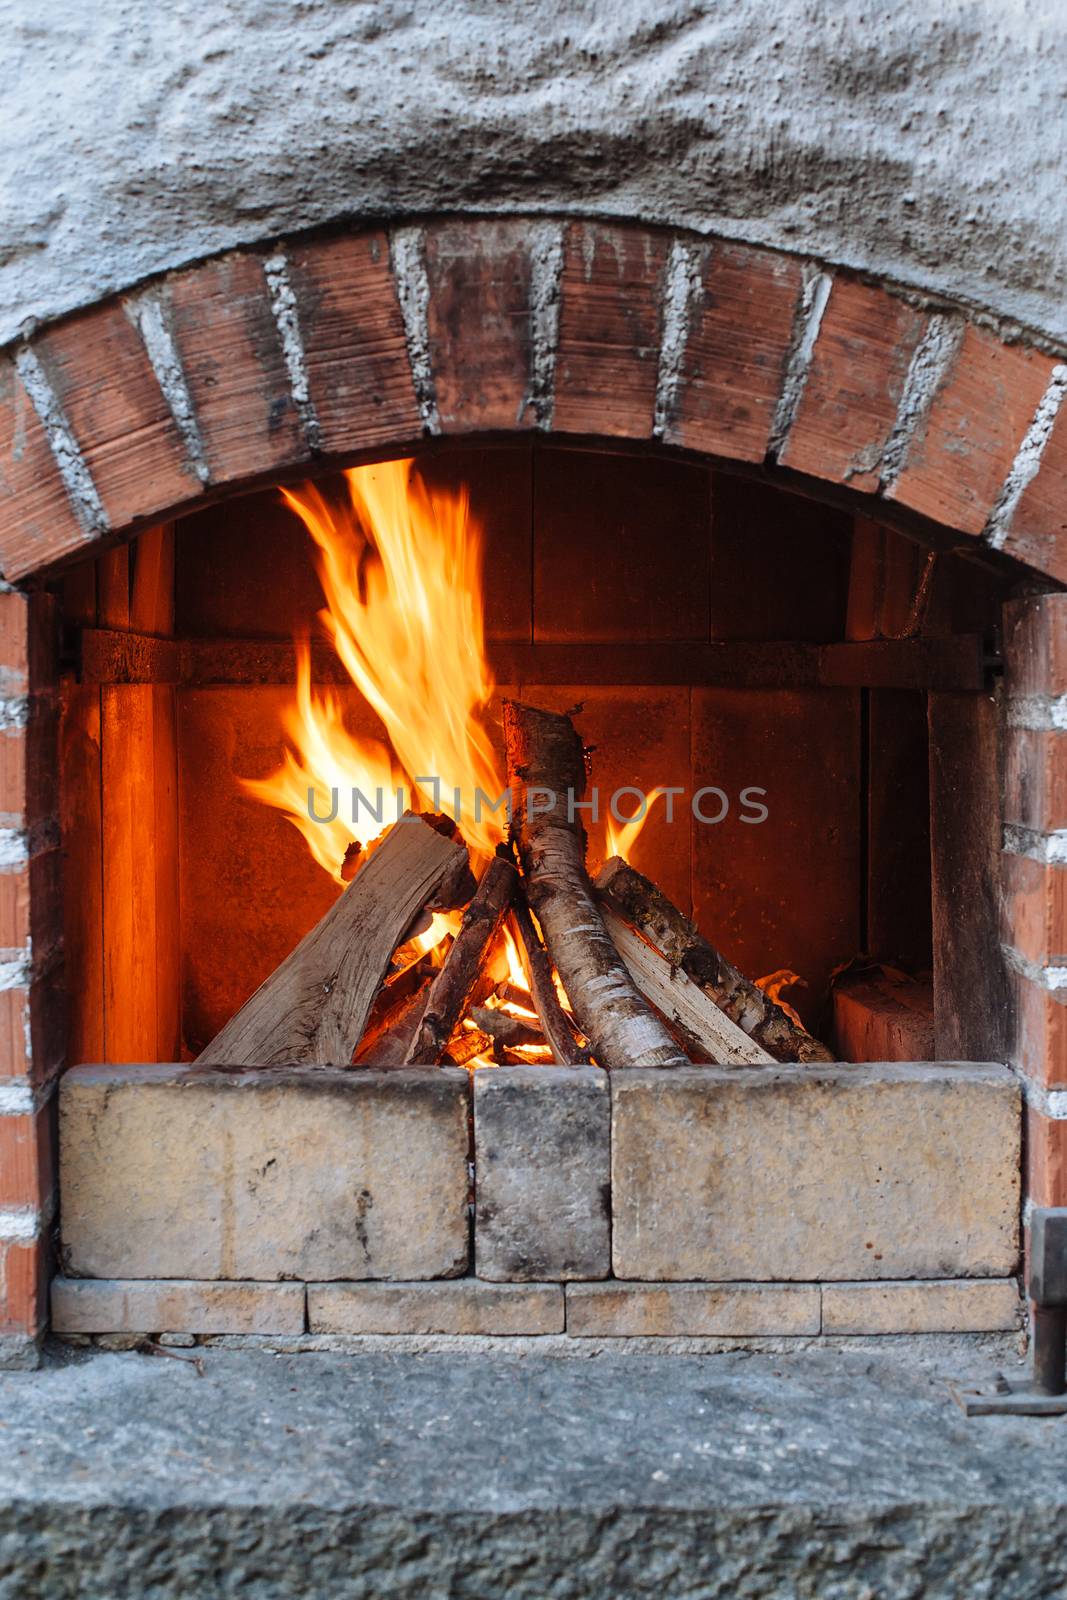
[866,689,931,970]
[97,546,130,630]
[196,814,471,1066]
[59,684,103,1066]
[601,906,773,1065]
[101,683,159,1061]
[928,692,1012,1060]
[130,525,175,636]
[79,630,986,693]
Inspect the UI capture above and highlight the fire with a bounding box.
[755,968,806,1028]
[604,786,671,866]
[243,460,504,880]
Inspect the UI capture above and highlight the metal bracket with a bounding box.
[963,1210,1067,1418]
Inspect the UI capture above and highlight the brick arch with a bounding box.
[1,216,1066,585]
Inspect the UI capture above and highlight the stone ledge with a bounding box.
[51,1277,307,1335]
[821,1278,1022,1335]
[611,1063,1021,1281]
[309,1281,564,1336]
[59,1064,470,1282]
[566,1283,820,1338]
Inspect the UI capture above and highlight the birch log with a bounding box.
[503,699,689,1068]
[196,814,472,1066]
[596,856,834,1064]
[510,896,591,1066]
[601,905,772,1065]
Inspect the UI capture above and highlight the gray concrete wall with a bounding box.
[1,0,1064,348]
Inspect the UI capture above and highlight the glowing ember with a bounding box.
[243,459,504,880]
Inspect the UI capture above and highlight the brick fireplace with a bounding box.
[3,216,1067,1364]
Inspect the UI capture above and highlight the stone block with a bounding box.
[309,1281,564,1336]
[60,1064,470,1281]
[474,1065,609,1282]
[611,1063,1020,1281]
[821,1279,1021,1335]
[566,1282,820,1338]
[51,1277,306,1335]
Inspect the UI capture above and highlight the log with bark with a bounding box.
[595,856,834,1063]
[470,1004,546,1049]
[600,905,772,1065]
[509,897,591,1065]
[403,855,518,1063]
[503,700,689,1068]
[196,813,474,1067]
[353,974,434,1066]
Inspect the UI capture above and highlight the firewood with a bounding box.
[196,813,472,1067]
[403,856,518,1064]
[470,1004,546,1049]
[595,857,834,1064]
[509,897,591,1066]
[601,905,772,1065]
[445,1027,492,1066]
[353,975,433,1066]
[503,700,689,1068]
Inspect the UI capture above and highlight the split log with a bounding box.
[510,898,592,1066]
[503,700,689,1068]
[470,1004,546,1049]
[596,857,834,1064]
[353,975,433,1067]
[601,905,772,1065]
[404,856,518,1064]
[196,813,473,1066]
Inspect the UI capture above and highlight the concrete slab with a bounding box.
[0,1343,1065,1597]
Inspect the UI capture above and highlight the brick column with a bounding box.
[0,588,61,1368]
[1002,593,1067,1245]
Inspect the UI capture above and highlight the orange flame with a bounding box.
[242,460,504,879]
[604,786,671,866]
[755,969,806,1028]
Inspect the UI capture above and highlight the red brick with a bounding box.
[423,219,534,432]
[0,358,88,581]
[1002,397,1067,584]
[1005,730,1067,832]
[553,222,668,437]
[1002,851,1067,965]
[0,1104,52,1210]
[1003,592,1067,697]
[0,590,28,697]
[33,302,195,530]
[0,1235,47,1336]
[781,280,925,491]
[287,230,420,455]
[1026,1105,1067,1207]
[0,977,65,1086]
[888,325,1055,536]
[1014,975,1067,1089]
[167,252,307,484]
[673,242,802,463]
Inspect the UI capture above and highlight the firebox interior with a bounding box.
[58,441,1010,1065]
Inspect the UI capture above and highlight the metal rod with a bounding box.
[1031,1304,1067,1396]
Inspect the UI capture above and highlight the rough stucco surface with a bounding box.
[1,1,1067,350]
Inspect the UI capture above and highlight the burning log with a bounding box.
[353,975,434,1067]
[196,813,473,1067]
[509,897,591,1066]
[600,905,772,1065]
[470,1004,546,1049]
[596,857,834,1064]
[503,700,689,1068]
[403,856,518,1064]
